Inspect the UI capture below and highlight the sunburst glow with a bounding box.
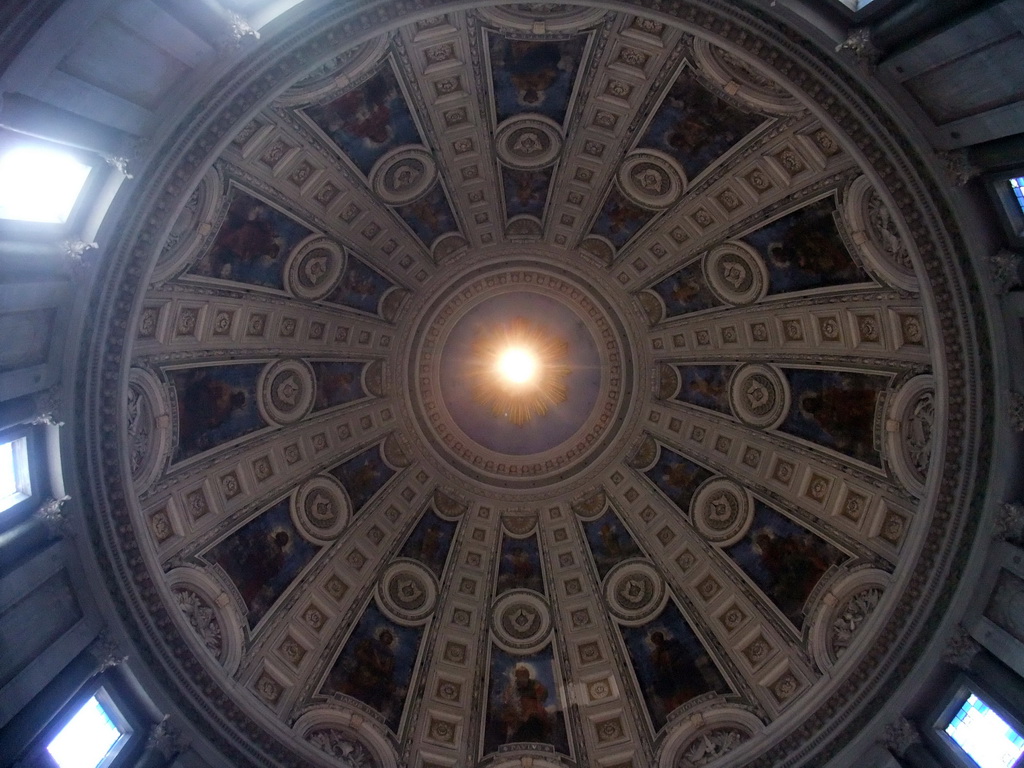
[470,318,569,426]
[495,347,538,385]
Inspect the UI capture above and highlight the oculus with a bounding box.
[468,318,570,426]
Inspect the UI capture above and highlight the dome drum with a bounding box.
[59,1,993,767]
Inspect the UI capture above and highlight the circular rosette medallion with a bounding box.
[370,146,437,205]
[284,236,345,301]
[728,364,790,430]
[257,359,315,425]
[617,150,684,210]
[690,477,754,546]
[703,241,769,306]
[604,561,667,625]
[491,590,553,653]
[291,474,350,544]
[495,116,563,170]
[378,560,438,625]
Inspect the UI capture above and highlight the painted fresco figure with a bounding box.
[315,368,357,411]
[509,547,533,580]
[688,370,727,403]
[237,530,289,606]
[503,166,554,220]
[498,546,535,592]
[648,630,705,712]
[586,511,644,578]
[663,461,701,492]
[418,524,442,567]
[211,523,295,625]
[656,263,719,317]
[337,628,397,711]
[497,541,544,594]
[671,274,702,304]
[330,445,395,514]
[667,112,718,155]
[599,522,622,558]
[339,267,378,298]
[764,207,852,276]
[592,189,655,248]
[325,256,394,315]
[506,41,563,108]
[653,76,762,178]
[348,460,383,500]
[767,232,848,274]
[321,606,423,733]
[209,196,285,279]
[648,449,714,516]
[315,76,396,147]
[603,196,634,237]
[664,100,747,159]
[512,170,544,209]
[798,385,878,461]
[403,196,443,236]
[304,66,423,178]
[177,370,248,455]
[500,666,551,742]
[399,512,455,577]
[673,365,734,415]
[752,529,832,611]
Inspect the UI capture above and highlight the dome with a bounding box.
[6,2,1003,768]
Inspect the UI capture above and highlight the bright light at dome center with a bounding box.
[496,347,538,385]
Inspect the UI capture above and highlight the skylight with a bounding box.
[0,144,92,224]
[46,695,126,768]
[225,0,304,29]
[0,437,30,514]
[945,694,1024,768]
